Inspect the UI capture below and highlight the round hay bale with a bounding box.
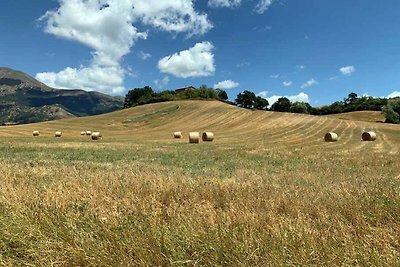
[202,132,214,142]
[86,131,92,136]
[362,131,376,141]
[54,131,62,138]
[32,130,40,137]
[80,131,86,136]
[91,132,102,140]
[324,132,338,142]
[189,132,200,143]
[174,131,182,139]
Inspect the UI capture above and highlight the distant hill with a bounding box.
[0,67,123,124]
[326,111,385,123]
[1,100,398,155]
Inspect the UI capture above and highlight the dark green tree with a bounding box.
[124,86,154,108]
[290,102,310,114]
[344,92,358,105]
[198,86,218,99]
[254,96,269,110]
[382,98,400,124]
[215,88,228,101]
[235,90,257,109]
[270,97,292,112]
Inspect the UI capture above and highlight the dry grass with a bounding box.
[327,110,385,123]
[0,100,399,266]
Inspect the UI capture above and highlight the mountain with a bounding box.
[0,67,123,124]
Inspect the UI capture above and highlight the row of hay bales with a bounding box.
[174,131,214,143]
[324,131,377,142]
[32,130,102,140]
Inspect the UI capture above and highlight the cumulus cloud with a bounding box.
[214,80,239,89]
[158,42,215,78]
[208,0,241,8]
[340,66,355,76]
[388,91,400,98]
[270,74,280,79]
[255,0,274,14]
[36,65,125,94]
[301,78,318,89]
[36,0,212,94]
[283,81,292,87]
[257,91,310,106]
[132,0,212,37]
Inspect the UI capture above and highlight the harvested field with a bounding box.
[0,100,399,266]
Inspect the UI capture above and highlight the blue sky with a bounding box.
[1,0,400,106]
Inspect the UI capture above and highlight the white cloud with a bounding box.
[208,0,241,8]
[283,81,292,87]
[37,0,212,94]
[340,66,355,76]
[154,76,170,88]
[132,0,212,37]
[270,74,280,79]
[329,76,338,81]
[257,91,310,106]
[255,0,274,14]
[257,91,268,99]
[36,65,125,94]
[296,65,305,70]
[158,42,215,78]
[388,91,400,98]
[214,80,239,89]
[301,78,318,89]
[139,51,152,60]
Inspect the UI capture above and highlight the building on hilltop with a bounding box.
[174,86,196,94]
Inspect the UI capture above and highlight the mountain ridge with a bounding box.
[0,67,123,124]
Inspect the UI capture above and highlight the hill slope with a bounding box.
[0,67,123,124]
[326,110,385,123]
[1,100,399,154]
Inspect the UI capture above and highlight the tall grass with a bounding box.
[0,137,399,266]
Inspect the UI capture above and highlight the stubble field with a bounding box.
[0,100,399,266]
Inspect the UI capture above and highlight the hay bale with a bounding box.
[174,131,182,139]
[80,131,86,135]
[189,132,200,143]
[32,130,40,137]
[86,131,92,136]
[91,132,102,140]
[202,132,214,142]
[324,132,338,142]
[54,131,62,138]
[362,131,376,141]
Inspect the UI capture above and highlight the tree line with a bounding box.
[123,86,400,124]
[123,85,227,108]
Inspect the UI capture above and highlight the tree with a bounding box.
[270,97,292,112]
[344,92,358,105]
[382,98,400,124]
[215,88,228,101]
[290,102,310,114]
[254,96,269,110]
[198,86,218,99]
[124,86,154,108]
[235,90,257,109]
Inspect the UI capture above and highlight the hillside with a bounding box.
[0,100,399,266]
[326,110,385,123]
[2,100,399,154]
[0,67,123,124]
